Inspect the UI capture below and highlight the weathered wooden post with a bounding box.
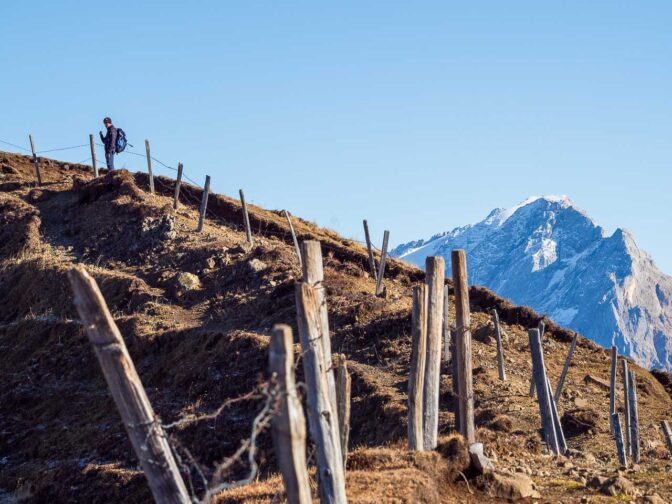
[374,230,390,296]
[67,266,190,504]
[28,134,42,186]
[335,354,351,468]
[173,162,183,210]
[530,321,546,397]
[196,175,211,233]
[609,346,618,433]
[661,420,672,456]
[422,257,444,450]
[612,414,628,468]
[284,210,302,268]
[628,371,640,463]
[451,327,460,434]
[554,332,578,402]
[295,282,346,504]
[301,241,339,433]
[240,189,254,245]
[442,289,450,363]
[144,139,155,194]
[89,134,98,177]
[491,309,506,381]
[452,250,475,444]
[529,327,560,455]
[362,220,378,282]
[547,377,567,454]
[408,284,427,451]
[269,324,312,504]
[622,360,631,455]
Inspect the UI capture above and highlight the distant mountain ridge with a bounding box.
[392,196,672,371]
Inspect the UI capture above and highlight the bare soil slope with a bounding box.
[1,151,671,503]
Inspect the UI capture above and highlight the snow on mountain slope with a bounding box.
[392,196,672,371]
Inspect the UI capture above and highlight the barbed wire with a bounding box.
[0,138,31,152]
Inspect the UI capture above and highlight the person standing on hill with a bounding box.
[99,117,117,170]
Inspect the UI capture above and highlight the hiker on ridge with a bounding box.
[99,117,117,170]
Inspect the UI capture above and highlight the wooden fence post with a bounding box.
[554,332,577,402]
[196,175,211,233]
[628,371,640,463]
[451,328,460,434]
[622,360,631,456]
[269,324,312,504]
[173,162,183,210]
[612,414,628,468]
[609,346,618,433]
[452,250,475,444]
[529,328,560,455]
[144,139,155,194]
[335,354,351,468]
[661,420,672,456]
[408,285,427,451]
[374,230,390,296]
[89,134,98,177]
[530,321,546,397]
[67,266,190,504]
[442,289,450,363]
[423,257,445,450]
[491,309,506,381]
[547,377,567,454]
[295,282,346,504]
[28,134,42,186]
[284,210,302,268]
[240,189,254,245]
[300,241,339,436]
[362,220,378,282]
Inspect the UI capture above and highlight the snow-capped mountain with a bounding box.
[392,196,672,371]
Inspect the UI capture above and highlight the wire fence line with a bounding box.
[0,134,203,188]
[2,134,384,255]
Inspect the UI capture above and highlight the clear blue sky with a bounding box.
[2,2,671,272]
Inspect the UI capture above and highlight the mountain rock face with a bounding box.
[392,196,672,371]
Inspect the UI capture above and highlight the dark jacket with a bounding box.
[100,126,118,154]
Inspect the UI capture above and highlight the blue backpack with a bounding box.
[115,128,129,153]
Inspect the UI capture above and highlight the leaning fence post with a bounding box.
[529,328,560,455]
[530,320,546,397]
[335,354,351,469]
[28,134,42,186]
[452,250,475,444]
[491,309,506,381]
[622,360,631,456]
[661,420,672,456]
[144,139,155,194]
[408,285,428,451]
[295,282,347,504]
[628,370,640,463]
[173,162,183,210]
[67,266,190,504]
[613,414,628,468]
[362,220,378,282]
[240,189,254,245]
[374,230,390,296]
[554,332,577,402]
[609,346,618,433]
[422,257,444,450]
[196,175,211,233]
[269,324,312,504]
[89,134,98,177]
[547,377,567,454]
[284,210,302,268]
